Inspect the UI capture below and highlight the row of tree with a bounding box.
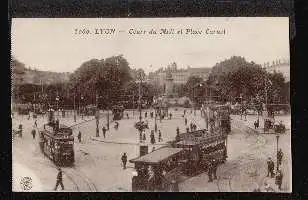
[12,55,163,109]
[182,56,289,104]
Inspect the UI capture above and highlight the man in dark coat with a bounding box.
[34,120,37,127]
[207,160,213,182]
[277,149,283,167]
[158,130,162,142]
[275,169,283,190]
[176,127,180,135]
[121,153,127,169]
[186,127,190,133]
[31,129,36,139]
[102,126,107,138]
[77,131,82,143]
[212,159,218,180]
[267,157,275,178]
[150,131,155,144]
[143,133,146,141]
[54,167,64,190]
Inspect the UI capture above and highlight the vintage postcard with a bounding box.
[11,17,291,192]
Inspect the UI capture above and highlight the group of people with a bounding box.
[266,149,284,190]
[140,129,163,144]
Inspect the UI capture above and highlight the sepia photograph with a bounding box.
[11,17,290,192]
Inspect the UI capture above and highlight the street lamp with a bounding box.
[56,96,60,116]
[276,134,280,171]
[81,95,84,119]
[73,93,76,122]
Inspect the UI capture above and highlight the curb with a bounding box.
[90,137,168,146]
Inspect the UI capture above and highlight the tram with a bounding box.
[38,109,75,166]
[129,105,230,191]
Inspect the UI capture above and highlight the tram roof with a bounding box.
[129,147,183,165]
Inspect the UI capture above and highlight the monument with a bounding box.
[165,71,174,97]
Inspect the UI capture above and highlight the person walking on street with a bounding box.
[145,112,147,118]
[150,130,155,144]
[77,131,82,143]
[31,129,36,139]
[54,167,64,191]
[175,131,180,142]
[277,149,283,167]
[143,133,146,141]
[102,126,106,138]
[169,113,172,120]
[18,124,23,138]
[212,159,218,180]
[34,120,37,127]
[176,127,180,135]
[184,109,186,115]
[267,157,275,178]
[275,169,283,190]
[126,113,129,119]
[184,118,187,126]
[158,130,162,142]
[207,160,213,182]
[186,127,190,133]
[121,153,127,169]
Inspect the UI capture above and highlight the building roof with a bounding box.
[188,67,211,73]
[129,147,183,165]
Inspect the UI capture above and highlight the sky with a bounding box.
[11,18,290,74]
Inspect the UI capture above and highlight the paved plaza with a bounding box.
[12,108,291,192]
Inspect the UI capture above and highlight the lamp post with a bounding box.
[56,96,60,116]
[276,134,280,171]
[81,95,84,119]
[73,93,76,122]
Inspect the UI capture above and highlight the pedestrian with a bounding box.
[150,130,155,144]
[145,112,147,118]
[184,109,186,115]
[275,169,283,190]
[277,149,283,167]
[54,167,64,191]
[169,113,172,119]
[102,126,106,138]
[212,159,218,180]
[267,157,275,178]
[121,153,127,169]
[190,122,193,131]
[77,131,82,143]
[126,113,129,119]
[186,127,190,133]
[175,131,180,142]
[256,119,259,128]
[254,121,258,129]
[31,129,36,139]
[143,133,146,141]
[184,118,187,126]
[176,127,180,135]
[18,124,23,138]
[158,130,162,142]
[207,160,213,182]
[34,120,37,127]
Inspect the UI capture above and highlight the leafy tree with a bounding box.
[185,76,203,100]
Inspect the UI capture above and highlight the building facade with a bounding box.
[148,63,211,86]
[263,59,290,82]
